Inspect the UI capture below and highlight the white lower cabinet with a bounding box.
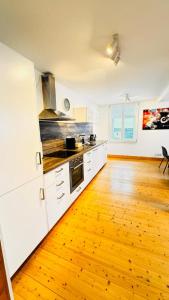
[84,142,107,187]
[100,143,108,165]
[91,147,102,176]
[0,176,48,277]
[0,143,107,277]
[84,151,93,186]
[44,163,70,231]
[92,143,107,175]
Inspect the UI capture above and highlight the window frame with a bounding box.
[110,103,139,143]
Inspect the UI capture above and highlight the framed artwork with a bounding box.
[143,108,169,130]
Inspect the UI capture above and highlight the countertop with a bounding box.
[43,140,106,174]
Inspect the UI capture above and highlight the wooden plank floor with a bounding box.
[12,158,169,300]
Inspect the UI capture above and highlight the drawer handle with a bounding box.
[40,188,45,200]
[88,168,91,172]
[76,186,81,193]
[55,167,63,174]
[56,180,64,187]
[57,193,65,200]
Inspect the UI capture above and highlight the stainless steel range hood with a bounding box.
[39,72,74,121]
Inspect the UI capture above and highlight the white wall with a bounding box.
[96,100,169,157]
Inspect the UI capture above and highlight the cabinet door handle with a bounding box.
[55,167,63,174]
[76,186,81,193]
[88,168,91,172]
[57,193,65,200]
[87,160,91,164]
[36,152,42,165]
[40,188,45,200]
[56,180,64,187]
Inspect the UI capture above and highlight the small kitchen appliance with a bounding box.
[89,134,96,142]
[89,134,96,145]
[66,137,76,149]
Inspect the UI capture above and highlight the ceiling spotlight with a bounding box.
[106,45,114,56]
[106,33,120,65]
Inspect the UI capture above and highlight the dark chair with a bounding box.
[159,146,169,174]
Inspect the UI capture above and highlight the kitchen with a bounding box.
[1,1,169,300]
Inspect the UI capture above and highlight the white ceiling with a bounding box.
[0,0,169,104]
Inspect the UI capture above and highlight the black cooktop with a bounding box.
[45,150,79,158]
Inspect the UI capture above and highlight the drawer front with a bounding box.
[84,150,92,162]
[55,165,65,177]
[44,163,67,188]
[55,173,65,191]
[44,169,55,188]
[55,186,67,204]
[84,164,92,176]
[45,185,69,230]
[92,147,99,155]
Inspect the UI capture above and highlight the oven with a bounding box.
[69,155,84,193]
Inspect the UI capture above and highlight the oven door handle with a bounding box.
[70,162,83,170]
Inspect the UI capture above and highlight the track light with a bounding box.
[125,93,131,103]
[106,33,120,65]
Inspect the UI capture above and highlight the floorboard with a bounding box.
[12,158,169,300]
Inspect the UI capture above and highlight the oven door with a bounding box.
[70,162,84,193]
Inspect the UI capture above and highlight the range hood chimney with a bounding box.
[39,72,73,121]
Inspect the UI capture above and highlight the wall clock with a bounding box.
[64,98,71,112]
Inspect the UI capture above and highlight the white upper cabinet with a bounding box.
[0,43,42,196]
[72,107,93,122]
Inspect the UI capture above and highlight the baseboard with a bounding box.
[107,154,162,161]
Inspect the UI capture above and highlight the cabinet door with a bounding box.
[101,143,108,165]
[92,147,100,175]
[84,163,93,187]
[92,145,106,175]
[0,176,48,276]
[98,145,105,170]
[0,43,42,196]
[72,107,87,122]
[0,242,13,300]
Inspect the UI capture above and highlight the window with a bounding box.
[111,103,138,142]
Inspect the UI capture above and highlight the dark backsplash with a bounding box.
[39,121,93,141]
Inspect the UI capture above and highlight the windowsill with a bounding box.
[109,140,137,144]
